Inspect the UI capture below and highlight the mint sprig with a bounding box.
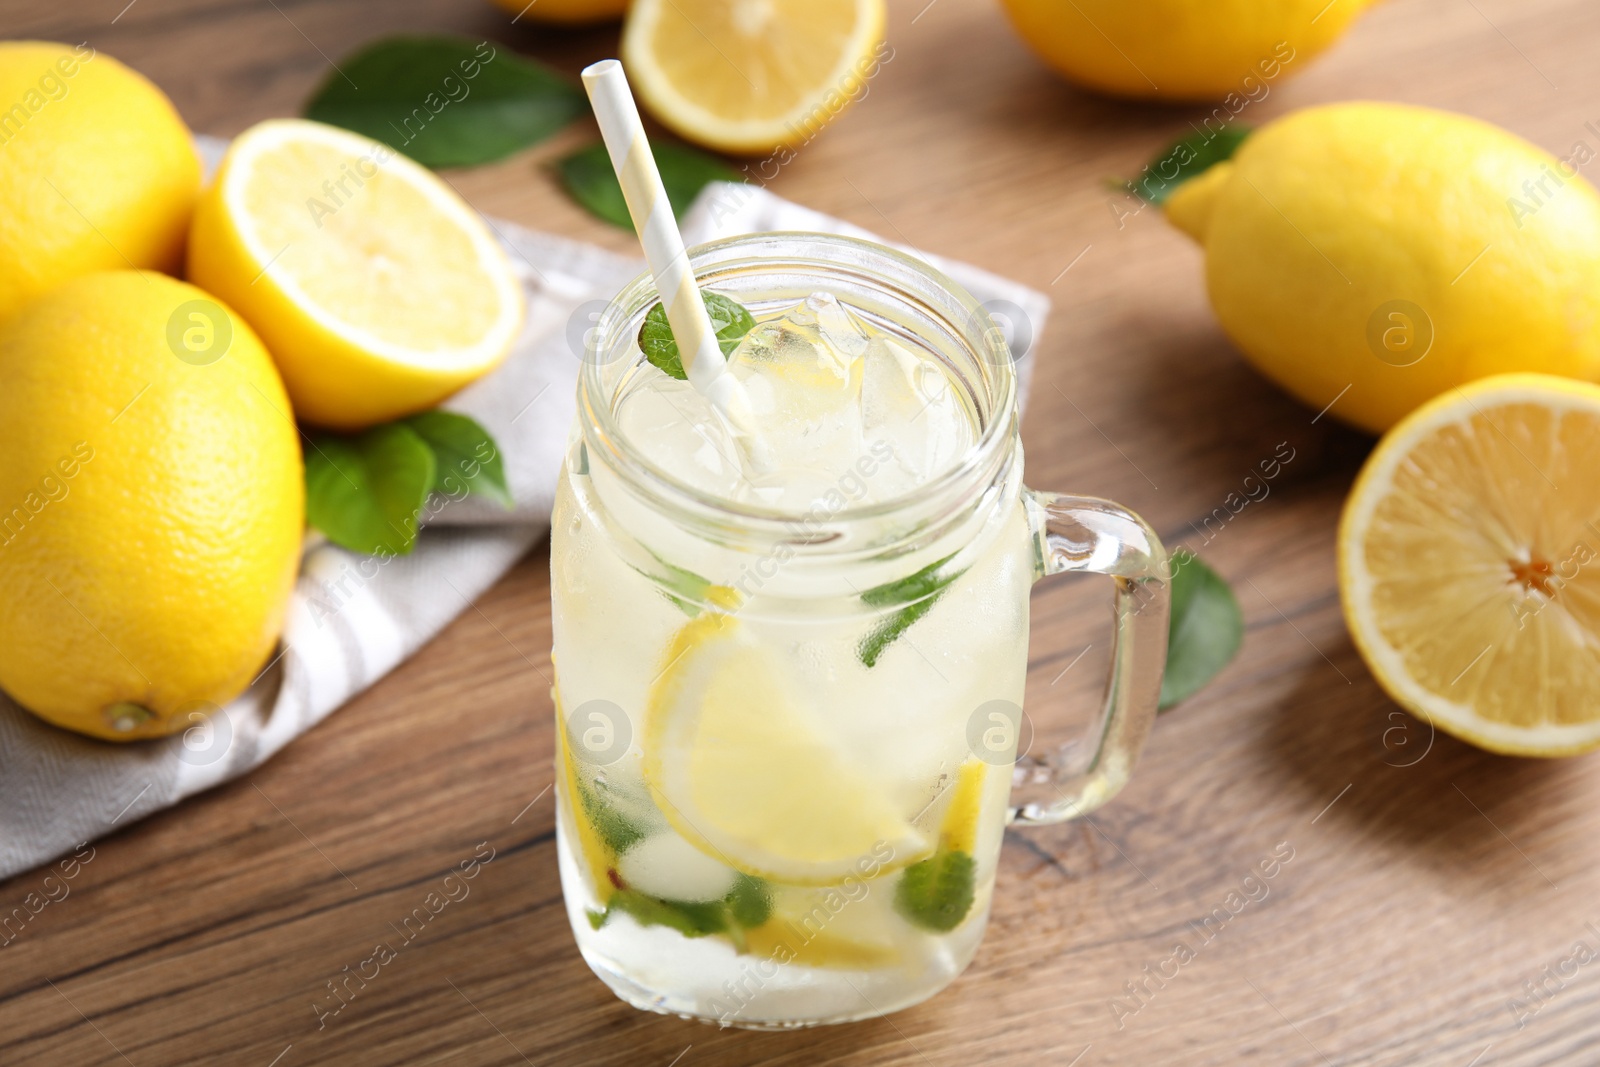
[857,553,965,668]
[304,412,510,556]
[558,140,741,230]
[637,292,755,381]
[304,37,587,168]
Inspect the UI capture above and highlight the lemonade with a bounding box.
[551,234,1169,1028]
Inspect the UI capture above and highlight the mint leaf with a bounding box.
[589,876,773,945]
[305,423,436,555]
[895,849,976,932]
[629,550,721,617]
[557,140,740,229]
[1122,125,1252,206]
[404,411,512,507]
[304,36,586,168]
[575,778,648,854]
[857,553,965,668]
[604,890,728,938]
[1159,549,1243,710]
[637,291,755,381]
[724,875,773,929]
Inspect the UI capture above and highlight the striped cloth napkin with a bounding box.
[0,145,1049,881]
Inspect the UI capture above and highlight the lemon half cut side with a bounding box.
[622,0,887,155]
[189,119,523,429]
[1340,373,1600,757]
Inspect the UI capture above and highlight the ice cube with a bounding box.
[615,374,747,500]
[859,335,971,495]
[728,293,871,506]
[617,291,978,513]
[730,291,866,402]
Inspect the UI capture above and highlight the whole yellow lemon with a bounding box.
[0,272,303,741]
[0,42,199,323]
[490,0,628,24]
[1164,102,1600,432]
[998,0,1376,101]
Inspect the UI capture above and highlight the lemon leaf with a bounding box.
[1123,125,1252,206]
[404,411,512,508]
[305,423,436,556]
[557,139,741,229]
[304,36,587,168]
[637,291,755,381]
[857,553,964,668]
[1159,549,1242,710]
[894,849,976,932]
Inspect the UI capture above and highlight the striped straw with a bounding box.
[580,60,767,463]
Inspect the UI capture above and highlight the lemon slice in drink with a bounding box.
[642,613,930,885]
[621,0,887,155]
[189,119,522,429]
[1340,373,1600,757]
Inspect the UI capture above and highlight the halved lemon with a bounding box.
[188,119,523,429]
[621,0,888,155]
[1340,373,1600,757]
[642,612,930,884]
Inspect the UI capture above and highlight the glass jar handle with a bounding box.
[1010,491,1170,826]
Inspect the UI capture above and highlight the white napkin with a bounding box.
[0,161,1048,881]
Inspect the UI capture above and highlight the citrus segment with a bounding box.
[642,613,930,884]
[939,759,986,854]
[743,897,903,970]
[558,719,621,895]
[1340,373,1600,756]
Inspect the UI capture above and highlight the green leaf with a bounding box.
[1122,125,1253,206]
[1159,549,1243,710]
[724,875,773,929]
[630,552,718,617]
[404,411,512,507]
[589,876,774,945]
[603,890,728,938]
[895,849,976,932]
[637,291,756,381]
[857,553,965,668]
[557,139,741,229]
[304,36,587,168]
[575,779,648,854]
[305,423,436,555]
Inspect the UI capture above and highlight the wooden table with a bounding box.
[4,0,1600,1063]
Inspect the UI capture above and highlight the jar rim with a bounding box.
[576,231,1019,542]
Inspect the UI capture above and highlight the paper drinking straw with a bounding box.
[580,59,767,463]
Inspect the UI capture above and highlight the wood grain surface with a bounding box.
[3,1,1600,1064]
